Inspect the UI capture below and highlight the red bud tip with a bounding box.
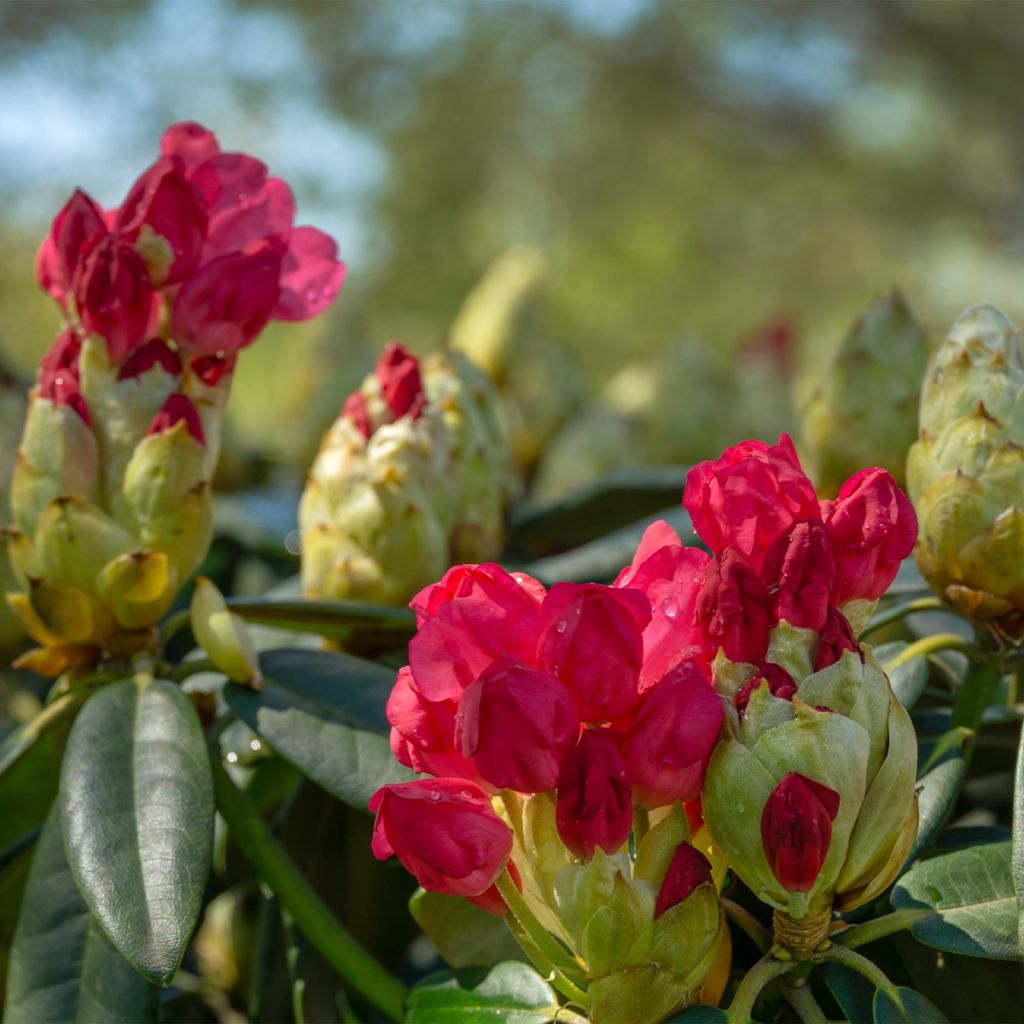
[117,338,183,380]
[761,772,840,892]
[147,392,204,444]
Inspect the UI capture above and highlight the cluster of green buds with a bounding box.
[907,304,1024,631]
[299,342,515,605]
[800,289,929,497]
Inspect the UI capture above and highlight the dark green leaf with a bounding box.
[60,678,214,985]
[872,986,947,1023]
[224,648,414,810]
[823,962,874,1023]
[523,506,698,585]
[509,466,690,554]
[876,642,929,711]
[409,889,525,969]
[227,596,415,645]
[904,754,966,867]
[950,661,999,733]
[5,807,157,1023]
[405,962,559,1023]
[892,841,1017,960]
[664,1007,729,1023]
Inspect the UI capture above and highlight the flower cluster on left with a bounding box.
[8,121,344,675]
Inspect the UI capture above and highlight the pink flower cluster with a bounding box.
[685,434,917,677]
[369,434,917,911]
[34,121,345,432]
[371,549,723,912]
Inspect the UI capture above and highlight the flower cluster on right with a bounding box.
[368,432,920,1018]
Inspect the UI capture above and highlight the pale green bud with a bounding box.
[191,577,260,686]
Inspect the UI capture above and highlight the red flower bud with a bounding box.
[190,353,236,387]
[762,520,836,632]
[160,121,220,172]
[117,338,183,380]
[760,772,840,892]
[555,729,632,860]
[683,435,819,572]
[116,158,208,285]
[735,663,797,716]
[824,468,918,606]
[369,778,513,899]
[377,342,425,421]
[342,390,372,438]
[615,520,711,690]
[622,661,723,808]
[73,234,155,361]
[655,843,714,918]
[695,549,772,665]
[189,152,268,217]
[39,330,90,426]
[386,666,483,784]
[815,607,861,670]
[538,583,650,723]
[171,240,283,356]
[147,393,204,445]
[202,176,295,262]
[274,226,346,322]
[456,658,580,793]
[408,564,545,703]
[40,328,83,376]
[51,189,106,294]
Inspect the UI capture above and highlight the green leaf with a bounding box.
[872,986,947,1023]
[227,596,415,644]
[59,678,214,985]
[950,660,999,734]
[892,841,1018,960]
[664,1007,729,1023]
[877,642,929,711]
[5,807,157,1023]
[523,506,698,585]
[409,889,525,969]
[509,466,690,554]
[904,754,966,866]
[224,648,415,810]
[405,962,559,1023]
[822,962,874,1023]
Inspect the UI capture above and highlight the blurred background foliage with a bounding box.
[2,0,1024,483]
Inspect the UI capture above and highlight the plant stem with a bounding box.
[722,899,771,953]
[495,870,586,986]
[725,954,796,1023]
[883,632,979,671]
[171,658,217,683]
[817,945,899,1000]
[504,913,589,1008]
[780,977,828,1024]
[209,749,406,1022]
[832,908,932,949]
[860,596,946,639]
[0,686,91,780]
[633,806,650,849]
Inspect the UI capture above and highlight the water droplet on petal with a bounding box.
[661,597,679,619]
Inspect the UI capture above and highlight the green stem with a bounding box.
[633,806,650,849]
[725,954,796,1023]
[860,596,946,639]
[817,945,899,1000]
[171,658,217,683]
[160,608,192,647]
[832,908,932,949]
[209,748,406,1021]
[781,978,828,1024]
[495,870,585,985]
[722,899,771,953]
[883,632,979,671]
[504,913,589,1007]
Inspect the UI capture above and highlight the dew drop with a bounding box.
[226,751,238,764]
[556,618,569,634]
[660,597,679,619]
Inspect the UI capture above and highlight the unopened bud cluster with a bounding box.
[299,342,514,606]
[9,122,343,673]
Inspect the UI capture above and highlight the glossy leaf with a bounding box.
[59,678,214,985]
[409,889,524,969]
[823,962,874,1024]
[872,986,947,1023]
[227,596,415,644]
[1012,716,1024,959]
[664,1008,730,1023]
[405,962,559,1023]
[892,841,1017,960]
[904,754,966,867]
[877,642,929,711]
[224,648,414,810]
[5,808,157,1023]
